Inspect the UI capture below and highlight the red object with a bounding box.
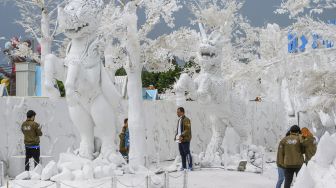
[36,44,41,54]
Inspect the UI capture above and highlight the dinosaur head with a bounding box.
[58,0,105,39]
[197,23,223,73]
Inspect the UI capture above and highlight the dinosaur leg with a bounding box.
[68,104,95,160]
[201,115,227,167]
[90,94,117,158]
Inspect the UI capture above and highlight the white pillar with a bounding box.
[15,62,36,96]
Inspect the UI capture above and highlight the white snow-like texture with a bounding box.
[15,152,125,181]
[15,164,43,180]
[41,161,58,180]
[293,132,336,188]
[0,97,78,177]
[1,97,289,177]
[166,154,201,172]
[12,151,165,188]
[44,0,123,161]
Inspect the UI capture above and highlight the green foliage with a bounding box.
[113,59,200,94]
[115,68,127,76]
[56,80,66,97]
[142,64,181,93]
[184,59,201,73]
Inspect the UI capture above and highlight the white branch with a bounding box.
[17,21,41,42]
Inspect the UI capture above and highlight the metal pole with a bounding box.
[111,174,117,188]
[164,171,169,188]
[224,142,228,171]
[56,181,61,188]
[144,155,149,168]
[0,161,4,186]
[183,170,188,188]
[146,174,150,188]
[156,153,160,168]
[261,154,264,175]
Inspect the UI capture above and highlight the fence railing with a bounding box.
[6,170,189,188]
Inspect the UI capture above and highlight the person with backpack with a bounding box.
[301,127,317,164]
[277,125,304,188]
[276,130,290,188]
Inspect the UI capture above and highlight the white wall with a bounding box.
[0,97,289,175]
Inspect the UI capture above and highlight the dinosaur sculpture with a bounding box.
[174,24,252,167]
[44,0,121,160]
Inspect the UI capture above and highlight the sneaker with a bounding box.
[179,167,185,171]
[186,167,193,172]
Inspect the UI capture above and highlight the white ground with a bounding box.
[2,168,276,188]
[175,169,274,188]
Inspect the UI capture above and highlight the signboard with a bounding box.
[327,20,336,25]
[288,32,334,53]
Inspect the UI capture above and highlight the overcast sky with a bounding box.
[1,0,336,67]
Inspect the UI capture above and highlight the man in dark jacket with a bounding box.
[22,110,42,171]
[175,107,192,171]
[277,125,304,188]
[276,130,290,188]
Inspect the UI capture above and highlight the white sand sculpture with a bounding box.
[44,0,122,160]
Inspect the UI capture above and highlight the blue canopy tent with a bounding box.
[142,89,158,100]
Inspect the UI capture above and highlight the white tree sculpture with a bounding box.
[272,0,336,136]
[99,0,181,169]
[170,0,336,168]
[173,0,263,167]
[276,0,336,18]
[10,0,66,96]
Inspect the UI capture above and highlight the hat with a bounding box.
[290,125,301,133]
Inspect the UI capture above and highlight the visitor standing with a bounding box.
[22,110,42,171]
[301,127,317,164]
[175,107,192,171]
[275,130,290,188]
[277,125,304,188]
[119,118,129,162]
